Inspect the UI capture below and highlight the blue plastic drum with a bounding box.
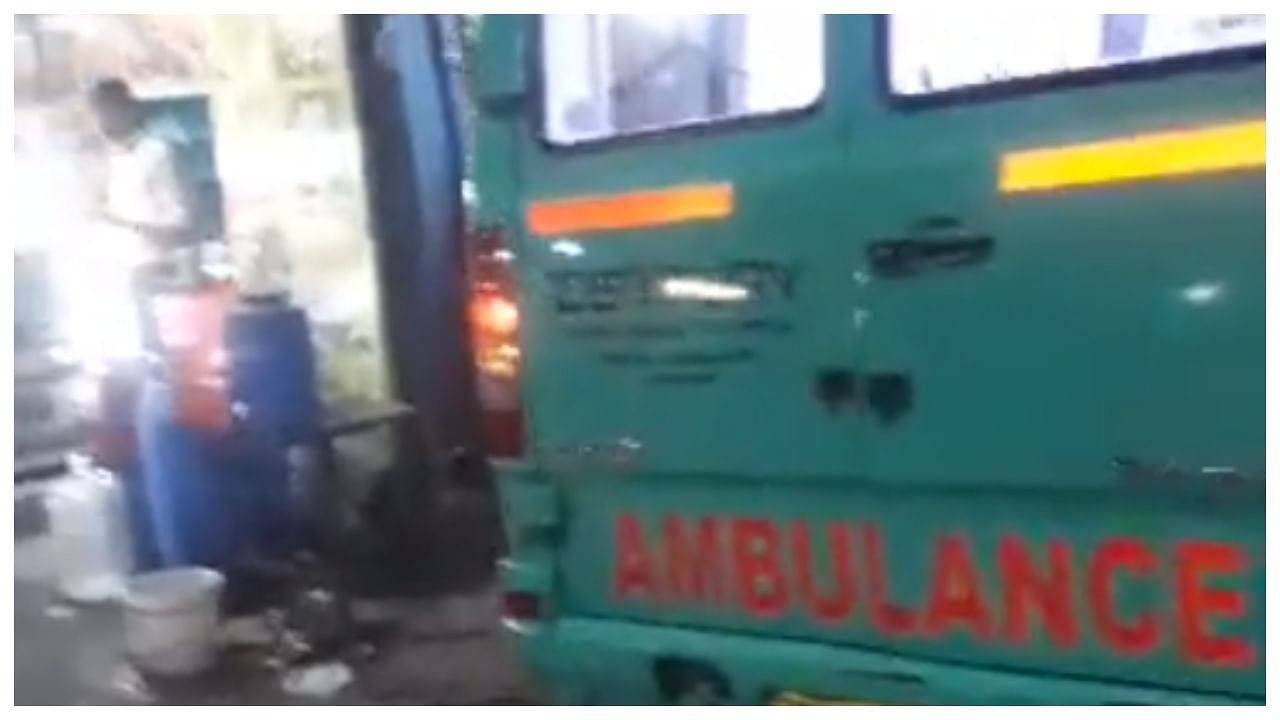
[137,380,236,568]
[226,301,320,446]
[138,379,301,570]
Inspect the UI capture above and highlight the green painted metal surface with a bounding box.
[472,16,1264,704]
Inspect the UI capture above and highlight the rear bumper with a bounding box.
[508,618,1259,705]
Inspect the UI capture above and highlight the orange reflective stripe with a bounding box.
[526,183,734,237]
[999,120,1265,194]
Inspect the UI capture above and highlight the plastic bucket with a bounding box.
[123,567,225,676]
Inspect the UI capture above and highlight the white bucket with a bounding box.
[123,567,225,676]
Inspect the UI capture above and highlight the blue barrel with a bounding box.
[137,380,237,568]
[138,379,301,570]
[138,301,316,570]
[218,416,298,561]
[226,301,321,445]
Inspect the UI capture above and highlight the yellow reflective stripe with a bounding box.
[526,183,734,237]
[999,120,1265,193]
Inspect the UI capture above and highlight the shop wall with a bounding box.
[13,14,391,410]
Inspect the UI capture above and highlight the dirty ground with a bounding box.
[14,481,544,705]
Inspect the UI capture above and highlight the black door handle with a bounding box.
[867,224,994,278]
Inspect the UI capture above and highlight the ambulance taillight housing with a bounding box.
[501,590,543,624]
[467,225,525,458]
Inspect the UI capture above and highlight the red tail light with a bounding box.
[467,225,525,458]
[501,590,543,623]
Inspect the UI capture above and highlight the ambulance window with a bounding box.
[541,15,823,145]
[889,14,1265,97]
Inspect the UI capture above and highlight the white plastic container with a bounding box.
[45,456,132,603]
[123,567,225,676]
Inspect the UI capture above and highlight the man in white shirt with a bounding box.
[89,78,194,255]
[88,78,201,361]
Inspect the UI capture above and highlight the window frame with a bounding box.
[876,15,1266,110]
[530,15,829,152]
